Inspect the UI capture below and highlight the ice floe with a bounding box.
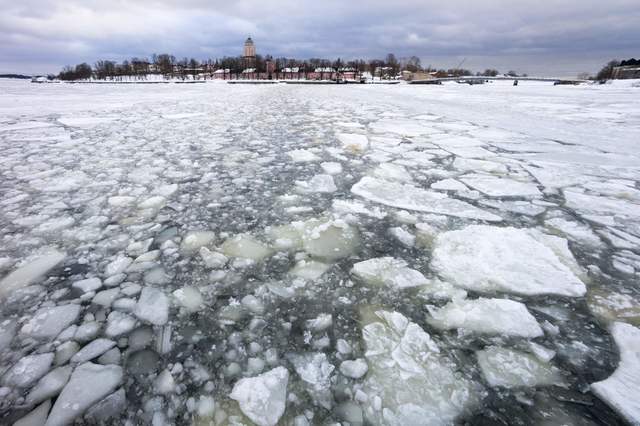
[351,176,502,222]
[427,297,543,338]
[431,225,586,296]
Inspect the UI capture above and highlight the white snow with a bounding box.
[431,225,586,296]
[591,322,640,424]
[229,366,289,426]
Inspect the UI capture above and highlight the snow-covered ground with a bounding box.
[0,78,639,425]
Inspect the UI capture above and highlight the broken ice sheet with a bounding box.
[431,225,586,296]
[360,309,482,425]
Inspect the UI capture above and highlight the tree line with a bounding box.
[57,52,523,81]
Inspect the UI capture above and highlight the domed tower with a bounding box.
[243,37,256,70]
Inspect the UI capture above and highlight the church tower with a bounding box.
[243,37,256,69]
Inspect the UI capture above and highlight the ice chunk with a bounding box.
[288,149,320,162]
[289,260,331,280]
[2,352,54,388]
[301,219,360,260]
[107,196,136,207]
[332,199,387,219]
[361,310,480,425]
[591,322,640,425]
[154,369,176,394]
[431,178,468,191]
[172,287,204,312]
[288,353,334,409]
[321,161,343,175]
[372,163,413,182]
[180,231,216,254]
[295,174,337,194]
[72,277,102,293]
[351,176,501,222]
[352,257,428,289]
[460,174,541,198]
[0,319,17,352]
[26,366,72,405]
[221,234,273,261]
[388,227,415,247]
[588,290,640,326]
[104,311,136,337]
[20,304,81,340]
[545,217,603,248]
[104,256,132,277]
[453,158,508,174]
[427,298,543,338]
[135,287,169,325]
[337,133,369,152]
[45,363,123,426]
[340,359,368,379]
[476,346,563,388]
[14,400,51,426]
[199,247,228,268]
[71,339,117,364]
[83,388,126,423]
[229,366,289,426]
[431,225,586,297]
[0,250,65,298]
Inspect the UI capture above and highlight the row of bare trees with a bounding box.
[57,52,518,81]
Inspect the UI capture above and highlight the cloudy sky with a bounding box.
[1,0,638,77]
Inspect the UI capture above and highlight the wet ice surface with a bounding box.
[0,79,639,425]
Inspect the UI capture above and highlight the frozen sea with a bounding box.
[1,78,640,425]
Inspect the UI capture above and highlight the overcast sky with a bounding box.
[1,0,638,77]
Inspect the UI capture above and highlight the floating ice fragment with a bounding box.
[431,225,586,297]
[288,353,334,409]
[321,161,343,175]
[72,277,102,293]
[20,304,81,340]
[221,234,273,261]
[295,174,337,194]
[289,260,331,280]
[352,257,428,289]
[591,322,640,425]
[0,250,65,298]
[2,352,54,388]
[229,366,289,426]
[361,310,481,425]
[460,174,541,197]
[351,176,501,222]
[45,363,123,426]
[181,231,216,255]
[288,149,320,162]
[71,339,116,364]
[340,359,368,379]
[25,366,72,405]
[337,133,369,153]
[427,298,543,338]
[173,287,204,312]
[477,346,563,388]
[135,287,169,325]
[301,219,360,260]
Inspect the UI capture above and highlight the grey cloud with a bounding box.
[0,0,638,76]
